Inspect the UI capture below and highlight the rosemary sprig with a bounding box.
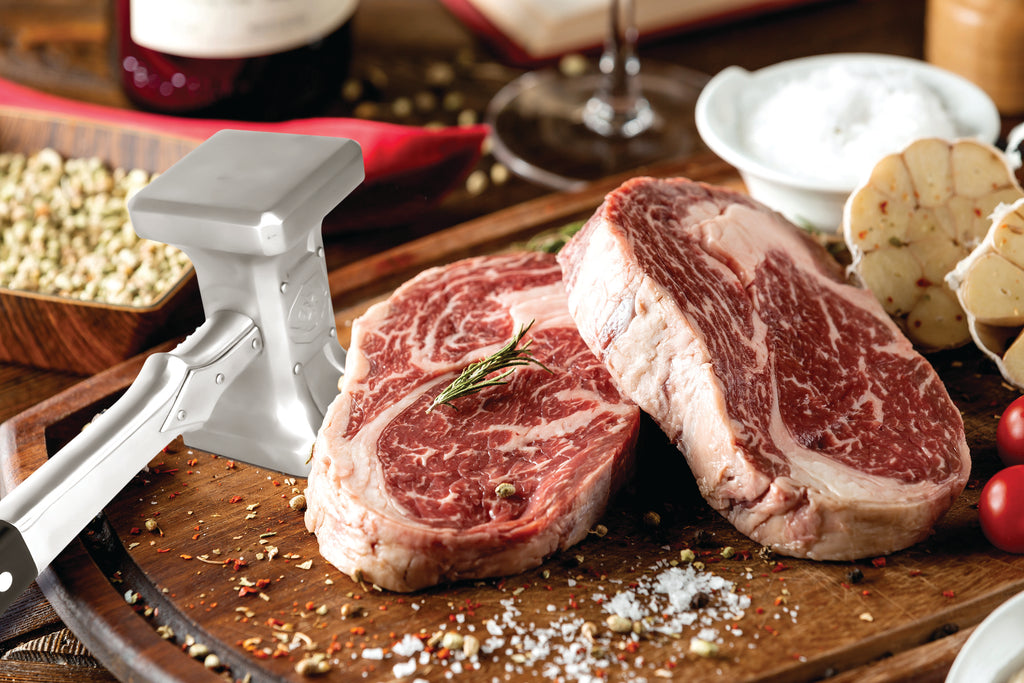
[426,320,552,413]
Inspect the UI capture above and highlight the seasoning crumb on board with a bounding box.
[103,443,895,682]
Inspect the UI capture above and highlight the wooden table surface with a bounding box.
[0,0,1008,681]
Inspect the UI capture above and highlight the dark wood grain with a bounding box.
[0,661,118,683]
[2,161,1022,683]
[0,584,60,645]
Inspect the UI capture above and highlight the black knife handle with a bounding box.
[0,520,36,614]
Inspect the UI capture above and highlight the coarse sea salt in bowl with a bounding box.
[695,53,1001,232]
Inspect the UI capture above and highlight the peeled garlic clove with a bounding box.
[905,286,968,351]
[992,213,1024,266]
[855,247,922,316]
[1000,331,1024,389]
[844,137,1023,351]
[957,252,1024,326]
[904,138,954,208]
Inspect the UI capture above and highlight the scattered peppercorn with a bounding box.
[495,482,516,498]
[606,615,632,633]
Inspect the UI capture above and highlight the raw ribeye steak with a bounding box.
[557,177,970,560]
[305,252,640,591]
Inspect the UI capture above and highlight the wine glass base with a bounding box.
[486,61,709,191]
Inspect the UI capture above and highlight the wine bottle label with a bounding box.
[129,0,358,59]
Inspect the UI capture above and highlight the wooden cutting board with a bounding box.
[1,153,1018,683]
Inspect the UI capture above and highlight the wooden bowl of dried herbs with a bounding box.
[0,109,202,375]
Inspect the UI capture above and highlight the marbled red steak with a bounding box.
[557,177,971,560]
[305,252,640,591]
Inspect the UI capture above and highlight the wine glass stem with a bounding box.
[583,0,655,139]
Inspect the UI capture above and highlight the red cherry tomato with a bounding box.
[979,465,1024,553]
[997,396,1024,467]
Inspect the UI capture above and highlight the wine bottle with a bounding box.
[114,0,357,121]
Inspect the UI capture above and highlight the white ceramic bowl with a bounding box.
[947,588,1024,682]
[695,53,1001,232]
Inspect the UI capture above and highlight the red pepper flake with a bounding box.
[129,527,141,535]
[255,579,271,589]
[861,590,871,597]
[180,554,193,560]
[879,200,888,214]
[943,590,956,599]
[436,647,451,660]
[156,548,171,553]
[231,558,248,571]
[871,557,886,568]
[228,495,243,504]
[305,601,316,611]
[755,607,765,614]
[349,626,366,635]
[772,562,789,573]
[908,569,922,577]
[625,641,640,653]
[226,460,236,469]
[238,586,259,597]
[187,458,198,466]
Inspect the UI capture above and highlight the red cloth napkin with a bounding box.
[0,77,488,231]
